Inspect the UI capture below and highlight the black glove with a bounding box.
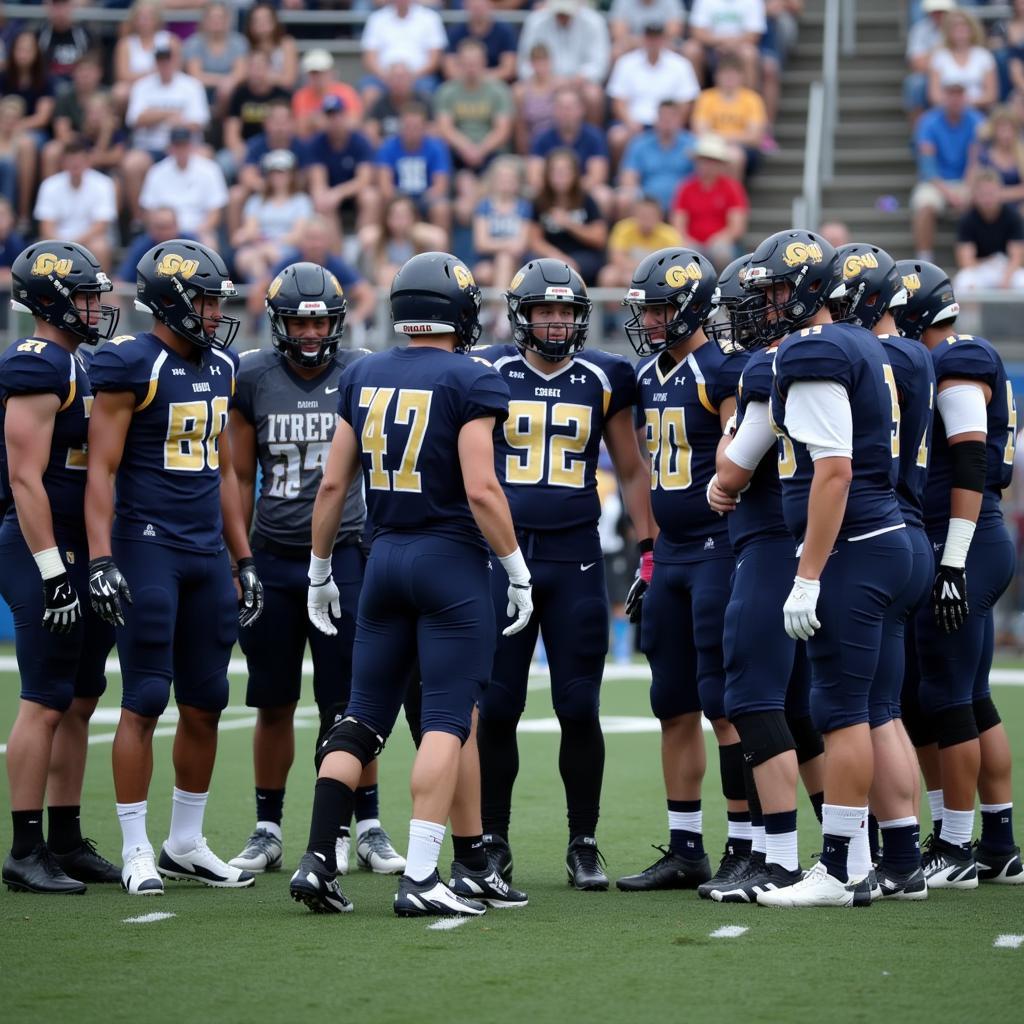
[88,556,133,626]
[42,572,80,635]
[624,548,654,624]
[932,564,968,635]
[237,556,264,627]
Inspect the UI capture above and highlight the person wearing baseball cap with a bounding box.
[291,48,363,137]
[307,95,379,229]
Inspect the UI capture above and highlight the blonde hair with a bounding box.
[944,10,985,49]
[486,155,524,193]
[980,105,1024,179]
[124,0,165,38]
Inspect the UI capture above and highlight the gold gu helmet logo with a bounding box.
[782,241,824,268]
[843,252,879,279]
[31,253,74,278]
[665,262,703,287]
[156,253,200,279]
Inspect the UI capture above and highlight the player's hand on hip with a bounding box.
[42,572,80,635]
[503,581,533,637]
[236,556,264,627]
[783,575,821,641]
[88,557,133,626]
[624,549,654,623]
[307,576,341,636]
[932,565,969,634]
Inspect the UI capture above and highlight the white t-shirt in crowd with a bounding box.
[607,49,701,126]
[34,169,116,237]
[242,192,314,242]
[139,154,228,233]
[930,47,996,105]
[126,71,210,153]
[689,0,766,37]
[360,3,447,74]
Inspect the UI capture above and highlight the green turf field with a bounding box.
[1,647,1023,1024]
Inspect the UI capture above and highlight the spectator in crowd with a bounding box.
[291,50,364,139]
[122,44,210,223]
[376,101,453,232]
[911,78,986,258]
[114,205,191,283]
[999,0,1024,97]
[39,0,93,85]
[221,50,292,181]
[472,155,531,290]
[606,23,701,163]
[684,0,766,88]
[70,93,127,177]
[365,63,426,148]
[529,87,611,214]
[818,219,851,249]
[244,2,298,93]
[528,146,608,285]
[609,0,686,61]
[139,125,228,249]
[445,0,518,82]
[358,194,448,289]
[691,53,768,177]
[513,44,557,155]
[42,50,104,178]
[928,8,998,111]
[954,167,1024,291]
[0,197,27,292]
[33,137,116,269]
[616,99,695,218]
[233,149,314,286]
[970,105,1024,204]
[183,1,250,116]
[0,99,25,211]
[517,0,611,123]
[671,133,748,269]
[598,194,682,288]
[360,0,447,103]
[113,0,179,110]
[760,0,803,129]
[435,38,514,173]
[307,94,378,229]
[905,0,955,121]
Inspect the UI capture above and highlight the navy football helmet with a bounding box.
[10,240,118,343]
[136,238,239,349]
[390,251,482,352]
[623,247,719,355]
[892,259,959,340]
[266,261,347,368]
[706,252,763,351]
[830,243,907,330]
[505,258,590,361]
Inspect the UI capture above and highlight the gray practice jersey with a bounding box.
[233,347,368,548]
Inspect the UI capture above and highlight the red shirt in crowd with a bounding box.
[672,173,748,243]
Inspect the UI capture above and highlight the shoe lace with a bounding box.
[248,829,280,854]
[573,840,606,872]
[78,836,118,868]
[37,844,65,874]
[364,828,395,855]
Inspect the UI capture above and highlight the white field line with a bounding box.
[709,926,749,939]
[994,934,1024,949]
[123,912,176,925]
[427,917,471,931]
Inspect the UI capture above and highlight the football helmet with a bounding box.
[706,252,762,351]
[505,258,590,361]
[390,251,482,353]
[892,259,959,340]
[266,261,347,368]
[830,243,907,330]
[136,238,239,349]
[10,240,118,343]
[623,247,719,355]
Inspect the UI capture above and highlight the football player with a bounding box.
[0,241,121,893]
[292,252,533,916]
[894,261,1023,886]
[475,258,654,891]
[616,248,751,895]
[742,229,914,909]
[85,239,264,895]
[227,262,404,877]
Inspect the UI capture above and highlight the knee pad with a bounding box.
[901,703,939,748]
[552,680,601,722]
[973,696,1002,734]
[734,711,796,768]
[314,716,385,771]
[785,712,824,764]
[125,678,172,719]
[937,704,979,749]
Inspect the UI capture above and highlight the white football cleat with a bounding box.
[229,828,283,873]
[122,844,164,896]
[158,837,255,888]
[756,861,872,908]
[357,827,406,874]
[335,833,350,876]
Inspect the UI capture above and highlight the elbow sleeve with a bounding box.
[948,439,988,494]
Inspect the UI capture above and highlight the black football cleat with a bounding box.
[290,851,353,913]
[616,845,711,892]
[449,861,528,908]
[697,842,751,900]
[875,863,928,900]
[710,859,803,903]
[974,843,1024,885]
[922,836,978,889]
[394,870,486,917]
[52,837,121,883]
[482,833,514,883]
[3,844,86,894]
[566,836,609,891]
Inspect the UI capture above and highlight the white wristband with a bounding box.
[32,546,65,581]
[498,547,530,586]
[940,517,976,569]
[308,552,333,585]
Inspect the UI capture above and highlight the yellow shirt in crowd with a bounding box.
[692,88,767,141]
[608,219,683,260]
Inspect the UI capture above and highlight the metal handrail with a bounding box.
[793,81,825,230]
[820,0,840,185]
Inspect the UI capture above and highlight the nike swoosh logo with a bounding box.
[580,562,596,571]
[325,386,339,394]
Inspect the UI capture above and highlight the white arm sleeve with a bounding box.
[785,380,853,460]
[724,400,777,471]
[936,383,988,439]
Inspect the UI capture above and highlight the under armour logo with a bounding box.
[570,373,587,384]
[674,376,686,386]
[209,365,221,375]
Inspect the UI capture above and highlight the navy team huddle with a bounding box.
[0,224,1020,915]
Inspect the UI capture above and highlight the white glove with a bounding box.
[783,575,821,641]
[307,551,340,636]
[498,546,533,637]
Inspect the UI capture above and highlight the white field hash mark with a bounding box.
[427,917,471,931]
[123,912,176,925]
[994,934,1024,949]
[709,926,749,939]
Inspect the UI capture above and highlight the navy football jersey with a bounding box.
[878,333,935,531]
[89,332,238,553]
[636,340,747,561]
[770,322,903,542]
[233,347,368,549]
[0,337,93,535]
[476,344,636,559]
[923,332,1016,534]
[728,347,789,554]
[336,346,510,549]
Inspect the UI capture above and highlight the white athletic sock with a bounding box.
[752,825,767,855]
[668,809,702,836]
[764,829,799,872]
[257,820,282,841]
[927,789,944,827]
[116,800,150,860]
[727,817,753,841]
[847,821,872,880]
[878,816,917,830]
[404,818,446,882]
[980,802,1012,814]
[822,803,867,840]
[940,807,974,848]
[166,788,208,855]
[356,817,381,841]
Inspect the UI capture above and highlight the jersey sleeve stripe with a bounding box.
[136,350,167,412]
[57,351,77,412]
[573,356,614,416]
[685,353,718,415]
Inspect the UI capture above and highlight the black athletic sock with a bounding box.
[809,791,824,824]
[868,813,880,862]
[307,779,354,872]
[11,809,44,859]
[821,834,851,882]
[558,714,605,839]
[255,787,285,827]
[46,805,83,854]
[718,742,747,803]
[453,833,488,872]
[479,715,520,838]
[354,785,379,823]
